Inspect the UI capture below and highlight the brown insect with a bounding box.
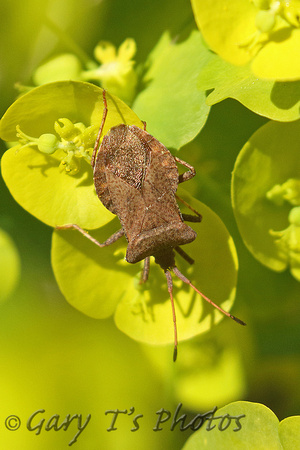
[57,90,245,361]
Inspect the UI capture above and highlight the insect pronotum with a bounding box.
[57,90,246,361]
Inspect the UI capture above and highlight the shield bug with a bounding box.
[57,90,245,361]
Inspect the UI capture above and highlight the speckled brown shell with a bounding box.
[93,124,196,263]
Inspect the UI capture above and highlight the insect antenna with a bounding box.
[164,270,178,362]
[172,266,246,326]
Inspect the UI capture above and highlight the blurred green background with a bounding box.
[1,1,299,449]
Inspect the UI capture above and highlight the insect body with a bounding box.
[57,90,245,361]
[94,123,197,266]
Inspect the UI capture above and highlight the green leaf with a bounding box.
[191,0,257,65]
[51,218,134,318]
[183,401,296,449]
[133,30,211,149]
[198,55,300,121]
[232,120,300,280]
[0,229,20,303]
[252,28,300,81]
[0,81,143,229]
[279,416,300,449]
[33,53,83,85]
[51,188,239,347]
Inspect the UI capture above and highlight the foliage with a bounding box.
[1,82,142,229]
[0,229,20,303]
[191,0,300,80]
[51,190,238,345]
[132,30,211,148]
[197,55,300,121]
[232,120,300,281]
[183,401,300,449]
[0,0,300,449]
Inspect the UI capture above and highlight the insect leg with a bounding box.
[174,246,195,265]
[55,224,124,248]
[91,89,108,168]
[164,270,178,362]
[172,266,246,326]
[176,194,202,221]
[174,156,196,183]
[140,256,150,284]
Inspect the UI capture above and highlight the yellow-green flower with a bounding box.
[82,38,138,104]
[16,119,96,175]
[266,178,300,206]
[0,81,143,229]
[232,119,300,281]
[191,0,300,80]
[270,206,300,281]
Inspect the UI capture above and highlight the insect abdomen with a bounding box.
[126,222,196,264]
